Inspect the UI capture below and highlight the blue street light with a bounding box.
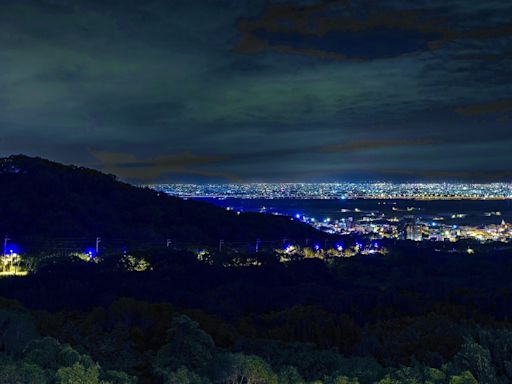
[7,243,19,255]
[85,248,96,259]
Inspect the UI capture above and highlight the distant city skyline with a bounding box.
[151,182,512,245]
[1,1,511,182]
[151,182,512,200]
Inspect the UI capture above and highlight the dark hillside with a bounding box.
[0,155,323,244]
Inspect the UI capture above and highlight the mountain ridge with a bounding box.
[0,154,324,245]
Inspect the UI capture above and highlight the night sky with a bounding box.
[1,0,511,183]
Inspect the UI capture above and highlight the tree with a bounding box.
[154,315,215,375]
[0,361,48,384]
[452,340,497,384]
[204,352,242,383]
[333,356,383,384]
[328,376,359,384]
[56,363,109,384]
[278,366,304,384]
[239,355,278,384]
[23,337,94,372]
[101,370,136,384]
[0,308,39,355]
[164,367,206,384]
[449,371,478,384]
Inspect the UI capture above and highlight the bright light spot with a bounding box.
[85,248,96,259]
[284,245,296,253]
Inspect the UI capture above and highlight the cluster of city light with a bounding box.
[295,213,512,244]
[277,241,387,261]
[0,250,24,276]
[150,182,512,200]
[194,241,387,266]
[1,237,25,276]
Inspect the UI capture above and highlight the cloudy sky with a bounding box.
[1,0,511,182]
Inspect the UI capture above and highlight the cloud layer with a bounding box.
[0,0,511,182]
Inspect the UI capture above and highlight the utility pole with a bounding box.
[219,239,224,253]
[95,237,101,254]
[3,236,9,257]
[324,239,328,249]
[255,239,261,253]
[305,238,309,246]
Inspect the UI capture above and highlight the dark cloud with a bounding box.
[90,150,240,182]
[456,100,512,116]
[88,138,444,181]
[235,0,512,61]
[235,0,448,59]
[320,138,438,153]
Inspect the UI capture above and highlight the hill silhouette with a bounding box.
[0,155,323,245]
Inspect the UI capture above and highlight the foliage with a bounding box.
[0,307,39,354]
[56,363,107,384]
[154,315,215,376]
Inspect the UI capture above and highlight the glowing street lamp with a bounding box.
[84,248,96,259]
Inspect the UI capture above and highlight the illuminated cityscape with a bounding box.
[151,182,512,200]
[152,183,512,245]
[302,214,512,244]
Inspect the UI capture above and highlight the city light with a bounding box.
[150,182,512,200]
[284,245,295,253]
[149,183,512,245]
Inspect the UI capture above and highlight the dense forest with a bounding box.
[1,246,512,383]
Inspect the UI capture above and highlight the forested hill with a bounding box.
[0,155,322,243]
